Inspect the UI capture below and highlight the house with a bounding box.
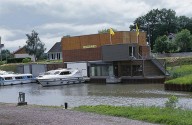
[47,42,62,60]
[13,46,35,62]
[168,33,175,40]
[61,31,167,83]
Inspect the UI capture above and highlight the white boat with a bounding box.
[0,70,35,86]
[36,68,84,87]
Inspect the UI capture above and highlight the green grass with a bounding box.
[168,65,192,78]
[165,74,192,84]
[74,105,192,125]
[166,65,192,84]
[0,64,18,72]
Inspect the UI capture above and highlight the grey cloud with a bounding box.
[0,0,192,51]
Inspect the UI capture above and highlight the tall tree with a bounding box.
[0,49,13,61]
[153,35,168,53]
[175,29,192,52]
[153,35,177,53]
[176,16,192,33]
[130,8,177,50]
[25,30,46,61]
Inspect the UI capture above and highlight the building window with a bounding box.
[129,46,136,57]
[90,64,113,76]
[51,54,54,60]
[57,53,60,59]
[129,46,133,57]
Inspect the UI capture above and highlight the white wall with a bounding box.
[14,54,35,62]
[67,62,87,77]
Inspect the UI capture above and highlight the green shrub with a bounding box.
[165,95,179,108]
[22,58,31,63]
[7,58,25,63]
[0,61,5,65]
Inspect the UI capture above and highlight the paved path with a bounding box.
[0,103,158,125]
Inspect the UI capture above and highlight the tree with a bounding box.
[0,49,13,61]
[154,35,168,53]
[153,35,177,53]
[98,28,117,34]
[130,8,177,50]
[176,16,192,33]
[175,29,192,52]
[25,30,46,61]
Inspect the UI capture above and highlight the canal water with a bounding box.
[1,83,192,109]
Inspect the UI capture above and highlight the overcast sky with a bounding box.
[0,0,192,52]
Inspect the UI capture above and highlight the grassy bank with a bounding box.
[165,74,192,84]
[166,65,192,84]
[0,64,18,72]
[74,105,192,125]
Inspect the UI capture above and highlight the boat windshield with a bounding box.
[54,71,60,75]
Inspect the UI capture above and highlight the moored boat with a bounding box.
[36,68,84,87]
[0,71,35,86]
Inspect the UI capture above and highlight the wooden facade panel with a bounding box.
[123,32,131,44]
[139,46,150,59]
[138,32,147,46]
[130,32,137,43]
[62,48,102,62]
[111,32,123,44]
[100,33,111,46]
[61,31,147,51]
[80,34,101,48]
[62,37,81,50]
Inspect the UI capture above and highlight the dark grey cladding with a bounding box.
[102,43,138,61]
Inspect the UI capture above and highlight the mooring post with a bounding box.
[17,92,27,106]
[64,102,68,109]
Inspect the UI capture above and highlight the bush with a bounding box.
[0,61,5,65]
[7,58,25,63]
[165,95,179,108]
[22,58,31,63]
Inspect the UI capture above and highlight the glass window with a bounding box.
[60,71,71,75]
[15,76,23,79]
[4,77,13,80]
[129,46,133,56]
[27,76,32,78]
[90,64,113,76]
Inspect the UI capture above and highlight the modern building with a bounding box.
[47,42,62,60]
[61,31,167,83]
[13,46,35,62]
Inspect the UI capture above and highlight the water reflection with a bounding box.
[0,83,192,109]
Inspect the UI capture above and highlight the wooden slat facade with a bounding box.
[61,31,147,51]
[61,31,147,62]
